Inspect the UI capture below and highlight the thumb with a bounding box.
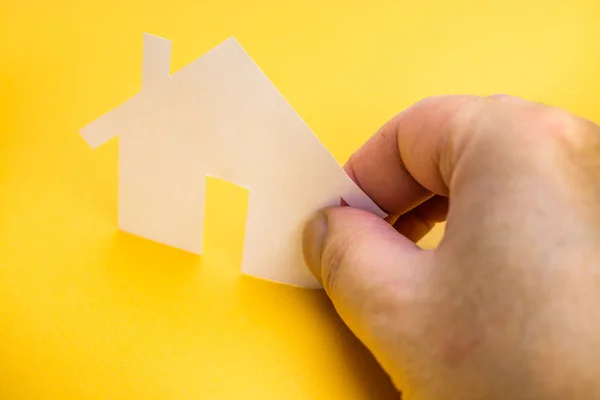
[302,206,432,354]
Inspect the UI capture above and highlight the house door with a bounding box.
[201,176,250,280]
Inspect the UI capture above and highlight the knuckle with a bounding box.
[517,106,600,170]
[477,101,589,158]
[524,106,581,144]
[505,104,595,153]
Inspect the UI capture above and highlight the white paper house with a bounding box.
[80,33,384,288]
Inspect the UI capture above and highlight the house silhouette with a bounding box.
[80,33,384,288]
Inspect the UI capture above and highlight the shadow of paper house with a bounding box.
[80,33,384,288]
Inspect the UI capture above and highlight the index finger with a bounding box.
[344,95,489,215]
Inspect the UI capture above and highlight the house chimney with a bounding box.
[142,33,172,88]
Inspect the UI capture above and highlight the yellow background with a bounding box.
[1,0,599,398]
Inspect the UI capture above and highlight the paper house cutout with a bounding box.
[80,33,384,288]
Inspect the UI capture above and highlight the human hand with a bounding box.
[302,95,600,399]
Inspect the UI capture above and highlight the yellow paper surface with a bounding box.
[1,0,600,398]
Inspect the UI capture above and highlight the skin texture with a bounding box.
[302,95,600,399]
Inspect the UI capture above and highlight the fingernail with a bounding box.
[302,212,328,282]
